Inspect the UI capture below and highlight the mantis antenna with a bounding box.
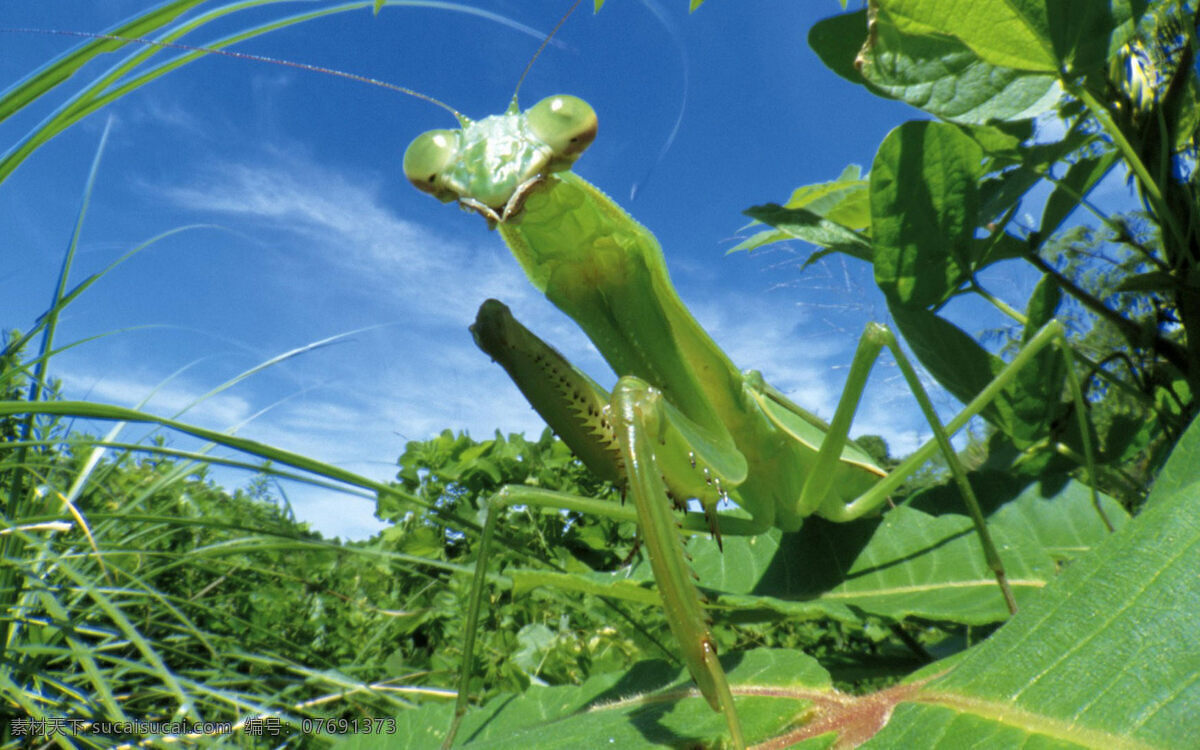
[505,0,689,205]
[6,0,592,124]
[510,0,586,105]
[1,26,464,121]
[8,0,683,187]
[505,0,690,201]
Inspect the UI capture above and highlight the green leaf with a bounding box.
[726,227,794,254]
[1114,270,1177,293]
[871,121,982,307]
[959,120,1035,159]
[1144,412,1200,501]
[858,4,1062,123]
[784,164,871,230]
[876,0,1058,72]
[864,414,1200,748]
[693,474,1124,626]
[738,204,873,262]
[1024,275,1062,342]
[368,649,830,749]
[1046,0,1141,74]
[986,475,1127,565]
[976,231,1032,269]
[978,171,1041,224]
[1040,150,1122,237]
[874,0,1138,76]
[1170,77,1200,152]
[808,9,871,86]
[1011,285,1069,447]
[733,167,870,255]
[710,509,1049,625]
[513,623,557,675]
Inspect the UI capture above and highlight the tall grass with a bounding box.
[0,3,504,745]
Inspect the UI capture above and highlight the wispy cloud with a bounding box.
[158,152,547,324]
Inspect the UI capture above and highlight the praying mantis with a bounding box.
[403,72,1100,750]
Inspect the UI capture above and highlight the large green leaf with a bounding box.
[858,4,1061,124]
[705,509,1051,626]
[877,0,1058,72]
[352,649,829,748]
[870,121,982,307]
[863,413,1200,747]
[877,0,1142,75]
[509,474,1126,628]
[697,474,1124,626]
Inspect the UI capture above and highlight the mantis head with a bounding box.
[403,95,598,222]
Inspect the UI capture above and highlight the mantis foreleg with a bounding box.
[445,301,749,748]
[611,375,744,748]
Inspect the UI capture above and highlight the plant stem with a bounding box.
[1026,252,1188,373]
[1069,83,1188,253]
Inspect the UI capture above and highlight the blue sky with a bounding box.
[2,1,1062,539]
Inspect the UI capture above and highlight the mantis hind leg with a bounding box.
[779,319,1104,615]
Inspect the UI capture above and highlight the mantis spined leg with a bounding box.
[406,97,1103,748]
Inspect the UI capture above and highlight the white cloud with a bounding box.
[157,153,546,325]
[285,484,384,542]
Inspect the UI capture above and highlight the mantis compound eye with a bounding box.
[527,95,598,160]
[403,129,461,201]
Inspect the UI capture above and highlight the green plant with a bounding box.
[0,1,1195,747]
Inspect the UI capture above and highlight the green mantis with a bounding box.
[403,91,1100,747]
